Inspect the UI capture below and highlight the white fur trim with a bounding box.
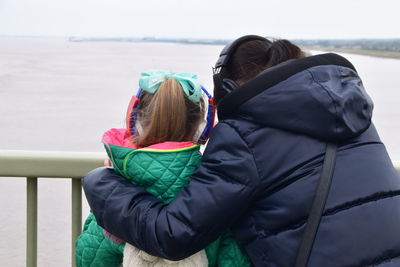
[123,243,208,267]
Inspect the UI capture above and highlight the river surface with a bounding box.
[0,37,399,266]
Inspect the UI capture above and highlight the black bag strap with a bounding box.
[294,143,337,267]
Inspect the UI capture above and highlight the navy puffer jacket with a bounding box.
[83,53,400,266]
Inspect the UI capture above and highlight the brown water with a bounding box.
[0,37,399,266]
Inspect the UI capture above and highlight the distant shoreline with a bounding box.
[67,37,400,60]
[2,35,400,60]
[302,46,400,60]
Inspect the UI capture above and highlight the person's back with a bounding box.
[82,38,400,266]
[76,71,250,267]
[212,37,400,266]
[76,72,210,266]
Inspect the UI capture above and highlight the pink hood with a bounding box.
[101,128,197,150]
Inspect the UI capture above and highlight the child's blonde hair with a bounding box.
[134,78,204,147]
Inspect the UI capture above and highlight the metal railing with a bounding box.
[0,150,399,267]
[0,150,105,267]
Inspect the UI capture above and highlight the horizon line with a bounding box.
[1,34,400,41]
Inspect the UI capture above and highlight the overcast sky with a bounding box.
[1,0,399,39]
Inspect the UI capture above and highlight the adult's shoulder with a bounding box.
[202,120,252,154]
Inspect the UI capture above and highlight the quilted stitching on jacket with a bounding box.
[76,144,202,267]
[76,213,124,267]
[77,140,250,267]
[122,150,201,203]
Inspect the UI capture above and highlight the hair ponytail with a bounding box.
[134,78,203,147]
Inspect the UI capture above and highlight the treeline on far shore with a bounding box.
[294,39,400,59]
[67,36,400,59]
[294,39,400,52]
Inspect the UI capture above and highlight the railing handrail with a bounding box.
[0,150,399,267]
[0,149,106,178]
[0,149,106,267]
[1,149,399,177]
[2,150,399,178]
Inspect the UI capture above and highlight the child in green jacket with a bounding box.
[75,71,250,267]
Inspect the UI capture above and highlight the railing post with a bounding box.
[71,178,82,267]
[27,177,38,267]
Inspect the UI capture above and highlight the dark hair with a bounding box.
[221,38,306,84]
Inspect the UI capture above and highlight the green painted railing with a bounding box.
[0,150,105,267]
[0,150,399,267]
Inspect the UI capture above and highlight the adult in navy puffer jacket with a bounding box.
[83,37,400,266]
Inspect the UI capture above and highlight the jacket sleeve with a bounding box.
[83,122,260,260]
[75,213,124,267]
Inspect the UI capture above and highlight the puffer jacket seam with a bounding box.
[324,190,400,216]
[368,253,400,267]
[306,69,339,137]
[229,116,265,138]
[221,121,262,184]
[362,251,400,267]
[340,141,383,151]
[100,178,121,225]
[263,190,400,237]
[142,202,167,255]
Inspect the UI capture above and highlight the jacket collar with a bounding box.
[217,53,357,120]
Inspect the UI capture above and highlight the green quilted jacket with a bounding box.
[76,128,250,267]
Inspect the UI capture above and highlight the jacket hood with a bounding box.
[102,128,197,150]
[217,53,373,142]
